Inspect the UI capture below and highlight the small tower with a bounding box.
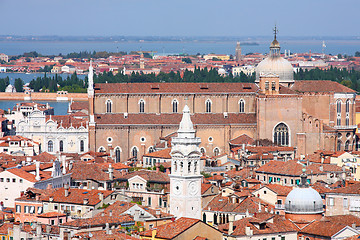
[235,41,242,63]
[88,60,96,150]
[139,52,145,69]
[170,105,202,219]
[87,60,94,98]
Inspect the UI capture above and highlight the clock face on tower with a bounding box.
[188,181,198,195]
[173,181,182,195]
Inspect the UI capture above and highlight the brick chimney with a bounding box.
[64,184,69,197]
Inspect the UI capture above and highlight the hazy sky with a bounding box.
[1,0,359,37]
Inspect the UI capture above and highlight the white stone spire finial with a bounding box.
[178,105,195,138]
[88,59,94,97]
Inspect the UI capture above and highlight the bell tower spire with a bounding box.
[270,25,280,58]
[170,105,202,220]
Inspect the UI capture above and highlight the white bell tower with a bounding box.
[170,105,202,219]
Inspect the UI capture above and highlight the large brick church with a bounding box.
[87,36,357,162]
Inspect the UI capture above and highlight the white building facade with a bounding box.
[16,109,88,154]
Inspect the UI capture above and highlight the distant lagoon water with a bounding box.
[0,39,360,56]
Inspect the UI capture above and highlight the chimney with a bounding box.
[105,223,110,234]
[64,184,69,197]
[228,215,235,235]
[134,209,140,221]
[156,209,161,217]
[26,157,32,163]
[49,196,54,202]
[83,198,89,205]
[319,165,324,172]
[223,112,228,118]
[99,192,104,205]
[108,164,114,181]
[69,161,73,171]
[273,152,278,161]
[124,112,128,119]
[36,222,42,240]
[245,226,253,236]
[352,223,356,229]
[62,156,66,175]
[152,228,157,238]
[321,153,324,164]
[258,202,262,212]
[109,210,112,217]
[35,161,41,181]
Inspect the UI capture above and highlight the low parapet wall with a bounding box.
[0,92,88,101]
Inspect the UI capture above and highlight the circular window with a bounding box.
[107,137,113,143]
[208,137,213,142]
[140,137,146,142]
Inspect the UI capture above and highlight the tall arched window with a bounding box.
[59,140,64,152]
[273,123,289,146]
[139,99,145,113]
[345,141,350,151]
[336,100,341,126]
[205,99,212,113]
[239,99,245,113]
[106,99,112,113]
[346,99,350,126]
[115,147,121,163]
[214,147,220,156]
[337,140,342,151]
[172,99,178,113]
[80,140,84,152]
[132,147,138,159]
[48,140,53,152]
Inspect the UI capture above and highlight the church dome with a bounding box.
[285,184,323,214]
[255,32,294,84]
[256,57,294,83]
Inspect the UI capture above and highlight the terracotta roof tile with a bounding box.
[229,134,255,146]
[95,82,258,94]
[291,80,356,93]
[143,148,171,159]
[140,217,200,239]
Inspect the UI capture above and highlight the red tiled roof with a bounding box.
[37,212,66,218]
[95,82,258,94]
[70,101,89,111]
[143,148,171,159]
[140,217,200,239]
[42,188,114,206]
[45,115,87,128]
[229,134,255,146]
[121,170,170,183]
[73,230,138,240]
[291,80,356,93]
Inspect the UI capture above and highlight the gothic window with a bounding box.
[106,99,112,113]
[148,147,154,153]
[172,99,178,113]
[194,161,198,172]
[48,140,53,152]
[346,99,350,113]
[205,99,212,113]
[139,99,145,113]
[200,148,205,155]
[214,147,220,156]
[336,100,341,126]
[188,161,191,173]
[180,161,183,172]
[98,146,106,152]
[80,140,84,152]
[132,147,138,159]
[337,141,342,151]
[59,140,63,152]
[345,141,350,151]
[273,123,289,146]
[265,81,269,90]
[115,147,121,163]
[239,99,245,113]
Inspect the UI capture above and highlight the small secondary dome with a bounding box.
[285,169,323,214]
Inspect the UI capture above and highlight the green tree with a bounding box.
[14,78,24,92]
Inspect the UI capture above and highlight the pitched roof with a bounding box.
[121,170,170,183]
[143,148,171,159]
[291,80,356,93]
[229,134,255,146]
[73,230,138,240]
[95,113,257,126]
[42,188,114,206]
[69,162,122,181]
[218,215,298,236]
[70,101,89,111]
[261,184,293,196]
[140,217,200,239]
[328,182,360,194]
[95,82,258,94]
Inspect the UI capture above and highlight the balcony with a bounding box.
[334,125,357,130]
